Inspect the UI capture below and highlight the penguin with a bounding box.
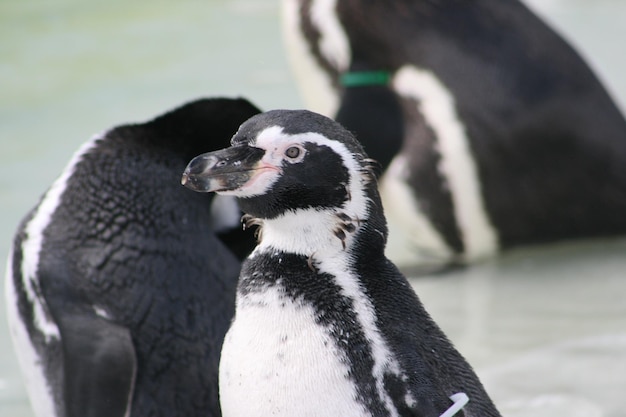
[182,109,502,417]
[282,0,626,268]
[4,97,261,417]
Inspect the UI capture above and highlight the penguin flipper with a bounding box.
[56,312,136,417]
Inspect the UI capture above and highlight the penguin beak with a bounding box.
[181,145,272,193]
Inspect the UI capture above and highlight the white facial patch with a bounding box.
[254,125,309,166]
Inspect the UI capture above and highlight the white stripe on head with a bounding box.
[392,65,498,261]
[20,132,103,341]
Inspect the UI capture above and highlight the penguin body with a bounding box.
[282,0,626,267]
[182,109,501,417]
[5,98,260,417]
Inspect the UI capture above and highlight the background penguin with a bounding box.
[182,109,501,417]
[4,97,260,417]
[282,0,626,268]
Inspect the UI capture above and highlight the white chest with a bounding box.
[218,285,370,417]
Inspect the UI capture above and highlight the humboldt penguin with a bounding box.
[182,109,502,417]
[5,97,260,417]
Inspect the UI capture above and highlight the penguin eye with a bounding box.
[285,146,301,159]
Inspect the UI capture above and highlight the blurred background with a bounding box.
[1,1,625,416]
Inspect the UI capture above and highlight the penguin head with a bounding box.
[182,109,381,223]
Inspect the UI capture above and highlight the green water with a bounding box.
[1,1,625,416]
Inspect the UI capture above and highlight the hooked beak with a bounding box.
[181,145,271,193]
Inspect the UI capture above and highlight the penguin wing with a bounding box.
[364,262,500,417]
[50,296,136,417]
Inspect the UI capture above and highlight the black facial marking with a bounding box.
[238,143,351,219]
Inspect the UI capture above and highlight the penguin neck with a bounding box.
[253,206,367,261]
